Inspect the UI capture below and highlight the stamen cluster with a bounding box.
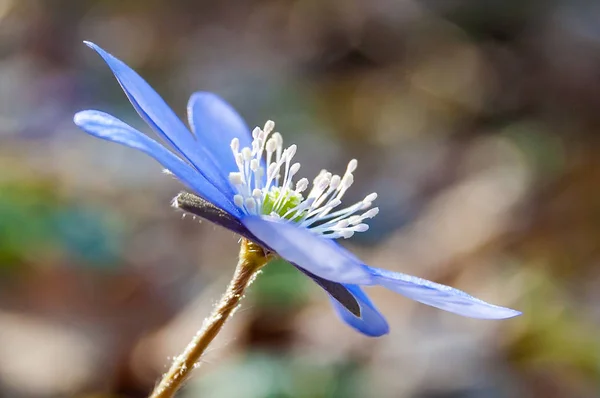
[228,121,378,239]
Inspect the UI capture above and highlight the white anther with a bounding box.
[250,159,260,171]
[264,120,275,134]
[272,132,283,146]
[245,198,256,211]
[363,207,379,218]
[316,176,330,190]
[329,175,341,190]
[242,147,253,161]
[252,189,262,198]
[352,223,369,232]
[234,195,244,207]
[266,138,277,153]
[347,159,358,173]
[229,172,244,185]
[230,138,239,152]
[252,127,261,139]
[290,162,301,175]
[341,230,354,239]
[341,173,354,188]
[296,178,308,192]
[347,215,361,225]
[286,144,297,159]
[235,153,243,165]
[267,163,278,178]
[336,220,350,228]
[327,198,342,209]
[364,193,377,203]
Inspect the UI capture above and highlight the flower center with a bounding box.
[228,121,378,239]
[262,187,303,220]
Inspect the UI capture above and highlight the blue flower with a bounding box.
[74,42,521,337]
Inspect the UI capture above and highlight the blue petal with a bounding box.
[74,110,241,218]
[187,92,255,180]
[242,216,374,284]
[369,266,521,319]
[83,42,233,196]
[329,284,389,337]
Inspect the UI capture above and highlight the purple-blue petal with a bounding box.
[83,41,233,196]
[187,92,256,183]
[74,110,241,218]
[368,266,521,319]
[329,284,389,337]
[242,216,374,285]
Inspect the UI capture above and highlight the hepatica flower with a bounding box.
[75,42,520,339]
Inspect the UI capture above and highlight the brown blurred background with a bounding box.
[1,0,599,397]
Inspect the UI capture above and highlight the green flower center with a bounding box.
[261,187,303,220]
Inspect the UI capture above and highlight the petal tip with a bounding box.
[494,308,522,319]
[83,41,111,59]
[73,110,89,125]
[83,40,97,50]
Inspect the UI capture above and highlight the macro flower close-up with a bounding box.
[74,41,520,341]
[7,2,600,397]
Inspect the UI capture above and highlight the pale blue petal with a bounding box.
[242,216,374,284]
[74,110,241,218]
[187,92,254,180]
[83,41,233,196]
[329,284,389,337]
[369,266,521,319]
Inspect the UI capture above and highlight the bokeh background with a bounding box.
[1,0,600,397]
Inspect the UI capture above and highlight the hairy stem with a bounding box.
[149,239,270,398]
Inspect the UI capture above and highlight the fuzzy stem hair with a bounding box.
[149,238,270,398]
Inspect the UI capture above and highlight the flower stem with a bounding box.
[149,238,270,398]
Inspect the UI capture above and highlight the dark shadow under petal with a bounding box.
[299,267,389,337]
[298,268,361,317]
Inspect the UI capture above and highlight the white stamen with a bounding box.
[242,147,252,161]
[347,159,358,173]
[245,198,256,212]
[229,172,244,186]
[353,223,369,232]
[364,193,378,202]
[264,120,275,134]
[266,138,277,153]
[230,138,239,152]
[295,178,308,193]
[234,195,244,207]
[228,120,378,240]
[363,207,379,218]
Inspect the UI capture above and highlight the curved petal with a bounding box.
[74,110,241,218]
[369,266,521,319]
[83,42,232,196]
[187,92,254,178]
[329,284,389,337]
[295,267,388,337]
[242,216,374,285]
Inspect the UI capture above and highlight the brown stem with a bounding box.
[149,238,270,398]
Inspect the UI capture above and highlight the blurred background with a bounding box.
[1,0,599,397]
